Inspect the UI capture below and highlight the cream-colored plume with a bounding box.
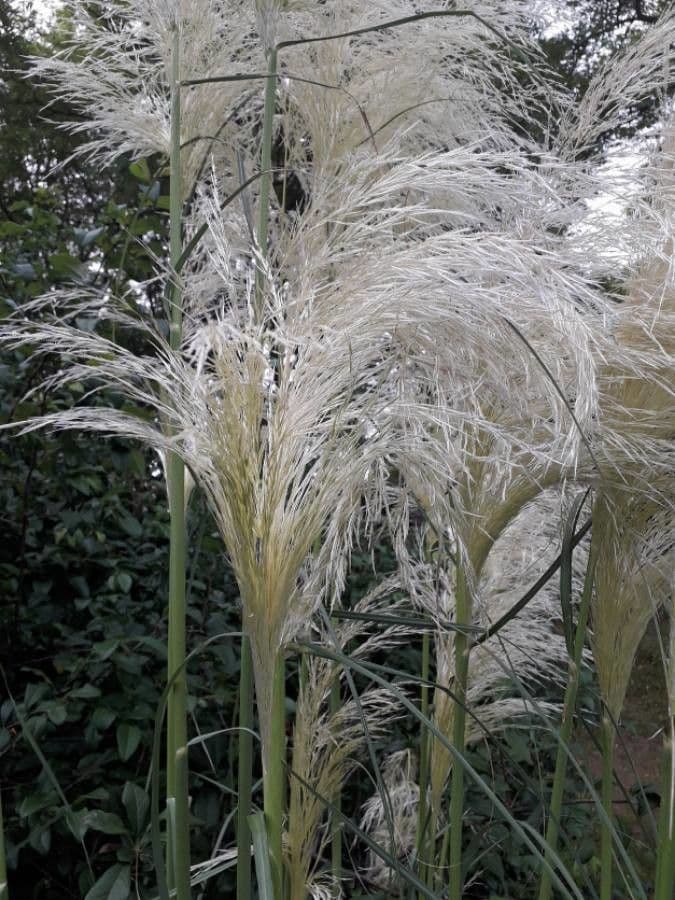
[287,582,406,900]
[591,116,674,724]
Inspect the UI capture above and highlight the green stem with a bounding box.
[236,634,254,900]
[250,42,285,898]
[264,652,286,900]
[254,48,278,321]
[449,563,471,900]
[253,43,285,897]
[600,714,615,900]
[330,668,342,885]
[416,631,430,893]
[655,608,674,900]
[654,733,674,899]
[166,25,190,900]
[0,787,8,900]
[538,545,597,900]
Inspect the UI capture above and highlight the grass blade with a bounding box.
[165,25,190,900]
[249,811,275,900]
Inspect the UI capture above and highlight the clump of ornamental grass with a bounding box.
[4,2,675,898]
[532,26,675,898]
[536,103,675,900]
[12,0,599,774]
[5,132,618,784]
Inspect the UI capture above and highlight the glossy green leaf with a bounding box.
[91,707,116,730]
[119,515,143,539]
[122,782,149,837]
[43,701,67,726]
[28,824,51,855]
[128,158,151,182]
[84,810,128,836]
[84,864,131,900]
[19,792,56,817]
[116,723,142,761]
[116,572,133,593]
[93,640,120,661]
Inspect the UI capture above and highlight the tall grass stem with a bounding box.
[416,631,431,892]
[449,563,471,900]
[236,634,254,900]
[656,601,675,897]
[600,714,615,900]
[538,540,597,900]
[254,41,285,897]
[166,24,190,900]
[255,48,278,319]
[654,730,674,896]
[330,668,342,885]
[264,653,286,899]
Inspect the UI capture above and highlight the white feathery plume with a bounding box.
[550,8,675,282]
[256,0,284,54]
[360,749,420,894]
[29,0,265,190]
[590,115,675,724]
[555,8,675,162]
[591,115,675,491]
[287,584,406,900]
[274,1,558,175]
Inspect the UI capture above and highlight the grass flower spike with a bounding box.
[31,1,266,193]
